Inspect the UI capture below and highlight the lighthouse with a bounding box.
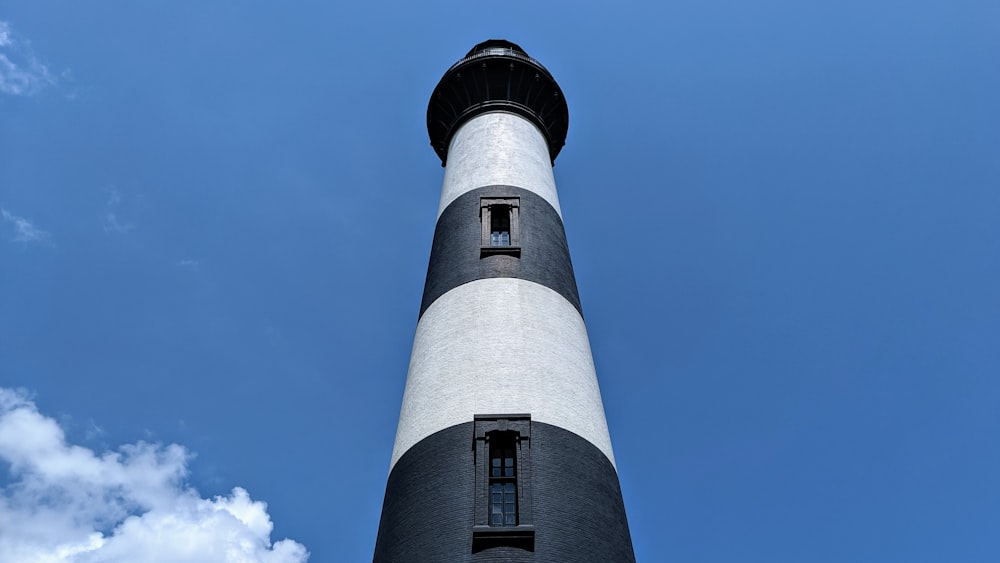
[374,40,635,562]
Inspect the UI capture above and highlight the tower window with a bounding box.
[480,198,520,257]
[489,436,518,526]
[472,415,534,552]
[490,204,511,246]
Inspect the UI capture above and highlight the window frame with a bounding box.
[489,438,519,526]
[472,414,535,552]
[480,198,521,257]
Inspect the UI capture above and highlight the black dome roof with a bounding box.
[427,40,569,166]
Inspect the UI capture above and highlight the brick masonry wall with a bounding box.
[420,185,581,318]
[374,421,635,563]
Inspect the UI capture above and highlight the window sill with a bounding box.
[472,525,535,552]
[480,245,521,258]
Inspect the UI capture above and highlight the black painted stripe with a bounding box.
[374,421,635,563]
[420,186,581,319]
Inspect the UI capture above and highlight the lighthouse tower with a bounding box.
[374,40,635,562]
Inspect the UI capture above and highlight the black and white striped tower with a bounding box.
[374,40,635,562]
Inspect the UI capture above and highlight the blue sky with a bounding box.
[1,1,998,561]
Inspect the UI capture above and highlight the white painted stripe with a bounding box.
[438,112,562,219]
[391,278,614,470]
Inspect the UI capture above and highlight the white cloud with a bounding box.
[0,388,309,563]
[102,188,135,234]
[102,212,134,234]
[104,188,122,207]
[0,21,57,96]
[1,208,51,244]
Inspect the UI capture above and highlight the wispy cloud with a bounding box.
[105,188,121,207]
[0,21,57,96]
[103,211,134,234]
[102,187,135,234]
[0,387,310,563]
[1,208,51,244]
[84,419,106,442]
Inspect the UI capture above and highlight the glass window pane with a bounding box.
[487,433,521,527]
[491,205,510,232]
